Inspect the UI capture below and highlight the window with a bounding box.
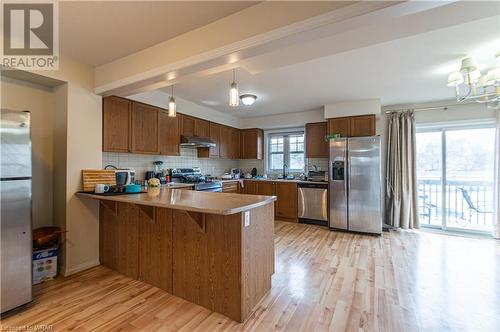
[267,132,305,172]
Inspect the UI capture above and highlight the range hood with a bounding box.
[180,135,216,148]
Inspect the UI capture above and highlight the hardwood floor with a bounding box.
[2,221,499,331]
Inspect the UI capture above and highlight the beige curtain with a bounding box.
[385,110,419,229]
[495,110,500,239]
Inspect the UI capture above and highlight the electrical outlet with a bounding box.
[244,211,250,227]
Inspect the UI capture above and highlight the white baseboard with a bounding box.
[63,259,100,276]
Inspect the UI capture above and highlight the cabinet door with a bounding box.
[219,126,231,159]
[159,110,180,156]
[349,115,376,137]
[131,102,159,154]
[103,96,130,152]
[328,117,350,137]
[275,182,298,221]
[209,122,220,157]
[181,115,196,137]
[230,128,240,159]
[195,119,210,138]
[240,128,264,159]
[256,182,274,196]
[305,122,328,158]
[243,181,257,194]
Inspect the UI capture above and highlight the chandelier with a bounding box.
[447,52,500,109]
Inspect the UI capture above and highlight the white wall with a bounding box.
[324,99,381,118]
[1,77,55,230]
[31,55,102,276]
[240,108,324,129]
[128,90,240,128]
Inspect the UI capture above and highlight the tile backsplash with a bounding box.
[103,148,239,180]
[103,150,329,180]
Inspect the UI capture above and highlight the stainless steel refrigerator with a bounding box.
[1,109,32,313]
[329,136,382,234]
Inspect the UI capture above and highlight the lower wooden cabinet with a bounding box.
[222,181,240,193]
[243,180,298,222]
[243,181,257,195]
[275,182,298,222]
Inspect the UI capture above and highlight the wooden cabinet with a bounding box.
[243,181,257,195]
[103,96,130,152]
[131,102,159,154]
[244,180,298,222]
[209,122,220,157]
[275,182,298,221]
[159,110,180,156]
[230,128,240,159]
[240,128,264,159]
[328,117,350,137]
[195,119,210,138]
[180,115,210,138]
[328,115,376,137]
[180,115,196,137]
[305,122,328,158]
[256,181,274,196]
[222,181,240,193]
[349,114,376,137]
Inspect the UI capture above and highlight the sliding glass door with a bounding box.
[416,123,496,234]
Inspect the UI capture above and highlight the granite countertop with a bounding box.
[77,187,276,215]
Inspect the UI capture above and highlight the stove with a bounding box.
[171,168,222,192]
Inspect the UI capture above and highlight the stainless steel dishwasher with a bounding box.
[297,182,328,225]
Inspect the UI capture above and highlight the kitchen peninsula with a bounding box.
[77,188,276,322]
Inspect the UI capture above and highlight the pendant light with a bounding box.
[168,85,176,117]
[229,69,239,107]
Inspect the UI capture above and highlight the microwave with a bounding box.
[115,169,135,186]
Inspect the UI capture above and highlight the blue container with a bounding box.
[124,184,142,193]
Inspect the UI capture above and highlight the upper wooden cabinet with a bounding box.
[195,119,210,138]
[180,115,196,137]
[131,102,160,154]
[328,114,376,137]
[328,117,350,137]
[219,125,231,159]
[103,96,130,152]
[305,122,328,158]
[349,115,376,137]
[180,115,210,138]
[240,128,264,160]
[159,110,180,156]
[209,122,220,157]
[230,127,240,159]
[197,122,220,158]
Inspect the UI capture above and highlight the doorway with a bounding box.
[416,123,496,234]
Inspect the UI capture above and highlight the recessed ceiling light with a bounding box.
[240,94,257,106]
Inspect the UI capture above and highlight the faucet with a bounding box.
[283,162,288,179]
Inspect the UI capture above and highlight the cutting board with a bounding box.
[82,169,116,192]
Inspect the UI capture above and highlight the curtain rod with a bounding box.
[384,101,478,114]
